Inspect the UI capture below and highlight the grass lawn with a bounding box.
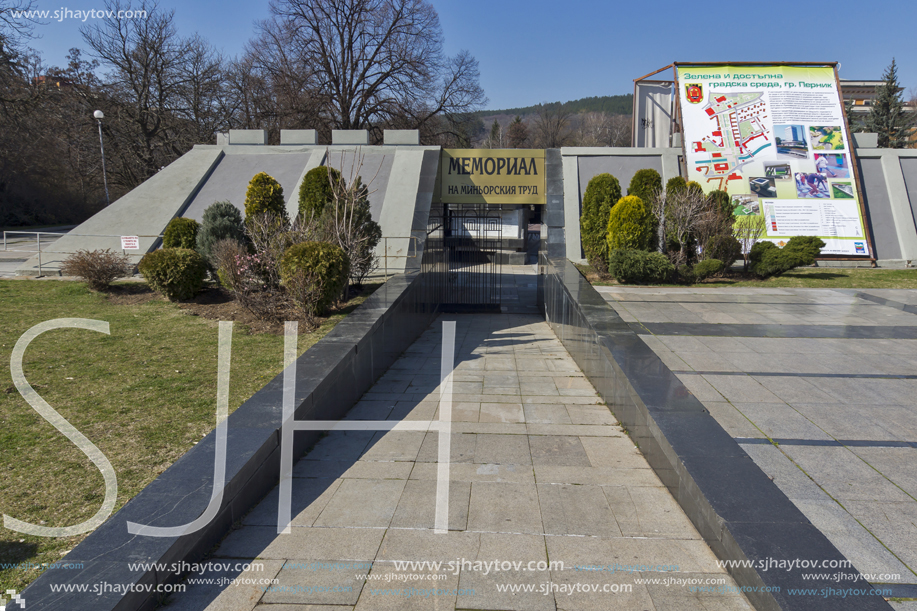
[575,263,917,289]
[0,279,377,593]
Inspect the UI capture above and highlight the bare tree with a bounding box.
[664,186,709,266]
[322,150,382,290]
[81,0,228,187]
[261,0,485,139]
[532,102,571,148]
[735,214,767,272]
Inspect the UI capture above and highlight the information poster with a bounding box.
[677,65,870,256]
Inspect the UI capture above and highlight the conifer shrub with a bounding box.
[299,166,343,220]
[162,217,200,249]
[280,241,350,316]
[685,180,704,194]
[244,172,287,222]
[627,169,662,203]
[608,248,674,284]
[139,248,207,301]
[750,236,825,278]
[579,173,621,274]
[665,176,687,194]
[693,258,724,281]
[708,190,732,217]
[703,234,742,269]
[606,195,653,251]
[196,201,245,264]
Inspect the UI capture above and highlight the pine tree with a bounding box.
[865,59,916,148]
[507,116,528,148]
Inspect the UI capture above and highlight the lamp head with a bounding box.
[93,110,104,120]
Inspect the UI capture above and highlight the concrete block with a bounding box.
[331,129,369,145]
[383,129,419,145]
[215,132,228,145]
[854,132,878,148]
[228,129,267,145]
[280,129,317,145]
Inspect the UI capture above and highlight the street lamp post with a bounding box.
[94,110,111,206]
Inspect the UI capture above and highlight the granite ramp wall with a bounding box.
[542,255,893,611]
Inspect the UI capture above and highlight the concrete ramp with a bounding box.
[16,139,439,277]
[16,147,224,275]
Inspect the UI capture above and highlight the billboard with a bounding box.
[441,149,545,204]
[675,64,871,257]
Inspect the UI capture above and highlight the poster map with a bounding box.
[677,65,870,256]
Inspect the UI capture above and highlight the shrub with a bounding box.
[627,169,662,203]
[299,166,343,220]
[703,234,741,269]
[138,248,207,301]
[319,176,380,288]
[579,173,621,274]
[708,190,732,217]
[607,195,653,251]
[685,180,704,195]
[608,248,674,284]
[60,249,132,291]
[750,236,825,278]
[163,217,200,249]
[196,202,245,263]
[244,172,287,222]
[280,241,350,316]
[693,258,724,281]
[666,176,687,194]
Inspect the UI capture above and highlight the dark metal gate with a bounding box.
[422,203,502,312]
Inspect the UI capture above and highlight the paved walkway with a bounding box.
[599,286,917,609]
[164,313,750,610]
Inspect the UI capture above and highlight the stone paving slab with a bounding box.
[162,313,750,610]
[603,286,917,595]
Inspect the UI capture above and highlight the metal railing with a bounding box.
[3,231,419,279]
[2,231,163,276]
[377,236,421,280]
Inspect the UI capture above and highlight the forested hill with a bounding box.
[475,94,633,119]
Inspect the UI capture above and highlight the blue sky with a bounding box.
[21,0,917,110]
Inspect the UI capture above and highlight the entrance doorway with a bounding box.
[422,203,502,312]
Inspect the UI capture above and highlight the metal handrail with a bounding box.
[378,236,421,280]
[3,231,419,279]
[2,231,164,277]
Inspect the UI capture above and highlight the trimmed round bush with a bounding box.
[244,172,287,222]
[139,248,207,301]
[280,241,350,315]
[685,180,704,195]
[665,176,687,194]
[607,195,653,251]
[163,217,200,249]
[298,166,343,220]
[196,201,245,263]
[627,169,662,203]
[693,258,724,281]
[579,173,622,274]
[608,248,674,284]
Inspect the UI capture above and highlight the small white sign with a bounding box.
[120,236,140,250]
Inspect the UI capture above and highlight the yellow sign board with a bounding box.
[441,149,545,204]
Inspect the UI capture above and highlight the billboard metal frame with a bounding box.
[671,61,875,262]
